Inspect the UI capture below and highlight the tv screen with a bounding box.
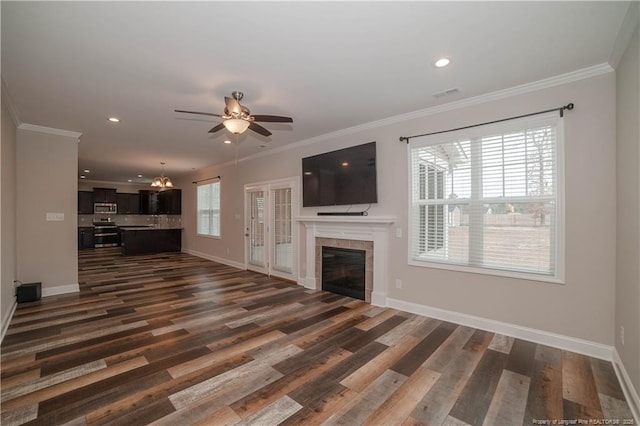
[302,142,378,207]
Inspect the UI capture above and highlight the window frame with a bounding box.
[407,113,565,284]
[196,179,221,239]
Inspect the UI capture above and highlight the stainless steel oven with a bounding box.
[94,203,117,214]
[93,220,119,247]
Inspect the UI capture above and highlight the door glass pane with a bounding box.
[272,187,292,272]
[249,191,265,266]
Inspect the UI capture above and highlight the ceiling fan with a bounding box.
[175,91,293,137]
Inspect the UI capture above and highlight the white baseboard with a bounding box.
[182,248,246,270]
[612,349,640,424]
[42,283,80,297]
[1,298,17,344]
[387,298,614,361]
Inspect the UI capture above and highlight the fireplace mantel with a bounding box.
[296,215,395,307]
[295,216,396,225]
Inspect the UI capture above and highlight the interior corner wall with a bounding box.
[16,127,79,295]
[181,71,617,348]
[616,22,640,394]
[1,96,18,336]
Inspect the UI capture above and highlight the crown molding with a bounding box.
[230,63,614,166]
[18,123,82,140]
[1,76,22,127]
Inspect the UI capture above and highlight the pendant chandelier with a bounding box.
[151,162,173,189]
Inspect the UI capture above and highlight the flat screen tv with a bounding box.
[302,141,378,207]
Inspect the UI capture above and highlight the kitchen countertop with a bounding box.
[119,227,183,231]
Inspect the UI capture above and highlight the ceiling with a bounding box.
[1,1,632,183]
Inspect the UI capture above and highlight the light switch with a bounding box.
[395,227,402,238]
[46,212,64,221]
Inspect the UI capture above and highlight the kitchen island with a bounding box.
[119,227,182,256]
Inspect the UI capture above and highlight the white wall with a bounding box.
[616,22,640,394]
[1,92,18,338]
[180,71,617,348]
[17,126,80,296]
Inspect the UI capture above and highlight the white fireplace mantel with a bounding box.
[296,215,395,307]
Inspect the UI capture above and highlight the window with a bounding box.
[409,114,563,281]
[197,180,221,237]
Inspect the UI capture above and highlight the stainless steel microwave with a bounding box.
[94,203,117,214]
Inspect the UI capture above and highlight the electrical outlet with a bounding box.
[620,325,625,346]
[395,227,402,238]
[395,279,402,289]
[226,248,230,255]
[46,212,64,221]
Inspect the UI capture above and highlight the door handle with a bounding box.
[245,233,249,237]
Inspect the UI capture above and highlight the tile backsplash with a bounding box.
[78,214,182,228]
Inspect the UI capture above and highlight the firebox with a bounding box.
[321,246,366,300]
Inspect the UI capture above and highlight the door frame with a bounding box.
[244,177,299,281]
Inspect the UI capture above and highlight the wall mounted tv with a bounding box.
[302,141,378,207]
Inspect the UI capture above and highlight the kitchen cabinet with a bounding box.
[116,193,140,215]
[158,189,181,214]
[93,188,117,203]
[78,191,94,214]
[120,228,182,255]
[78,227,95,249]
[138,190,158,215]
[139,189,181,214]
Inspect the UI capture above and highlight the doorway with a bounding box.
[244,177,298,281]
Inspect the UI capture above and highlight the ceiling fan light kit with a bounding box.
[223,118,250,134]
[176,91,293,138]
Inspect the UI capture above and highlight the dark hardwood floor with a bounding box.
[1,248,634,425]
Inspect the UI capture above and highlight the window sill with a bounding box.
[197,233,221,240]
[408,259,565,285]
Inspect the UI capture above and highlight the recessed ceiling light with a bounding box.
[137,174,143,178]
[435,58,450,68]
[80,175,86,179]
[224,140,232,144]
[341,162,349,167]
[127,179,132,182]
[304,171,312,176]
[108,117,120,123]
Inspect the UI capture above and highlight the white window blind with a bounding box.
[409,114,563,280]
[197,180,221,237]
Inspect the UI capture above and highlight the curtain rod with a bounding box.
[399,103,574,144]
[192,175,221,184]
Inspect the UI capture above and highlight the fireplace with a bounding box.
[297,215,395,307]
[322,246,366,300]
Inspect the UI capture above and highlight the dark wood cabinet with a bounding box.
[139,189,181,215]
[78,227,95,249]
[138,190,158,215]
[116,193,140,215]
[158,189,182,214]
[78,191,94,214]
[120,228,181,256]
[93,188,117,203]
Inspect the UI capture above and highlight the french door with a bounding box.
[245,178,298,281]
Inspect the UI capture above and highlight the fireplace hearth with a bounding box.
[322,246,366,300]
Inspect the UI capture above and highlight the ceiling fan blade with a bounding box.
[175,109,223,117]
[251,115,293,123]
[208,123,226,133]
[248,122,272,137]
[224,97,242,115]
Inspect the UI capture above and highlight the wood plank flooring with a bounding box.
[1,248,634,425]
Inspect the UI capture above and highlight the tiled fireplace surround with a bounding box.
[297,216,395,307]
